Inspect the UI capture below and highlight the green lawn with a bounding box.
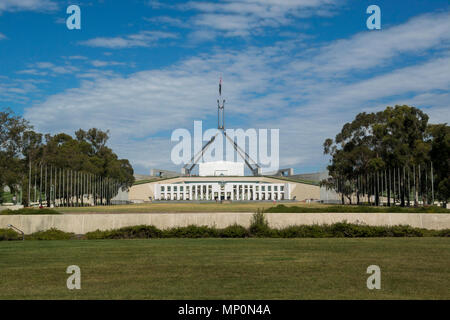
[56,202,449,214]
[58,201,316,213]
[0,238,449,299]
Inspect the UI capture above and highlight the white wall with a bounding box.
[199,161,244,176]
[1,212,449,234]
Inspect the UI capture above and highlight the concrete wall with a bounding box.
[1,212,449,234]
[290,183,320,201]
[129,183,156,202]
[199,161,244,176]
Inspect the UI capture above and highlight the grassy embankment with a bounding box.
[0,238,448,299]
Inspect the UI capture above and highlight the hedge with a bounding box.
[0,208,62,215]
[2,211,449,240]
[264,204,450,214]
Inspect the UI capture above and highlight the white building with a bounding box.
[198,161,244,177]
[154,181,290,201]
[129,162,321,202]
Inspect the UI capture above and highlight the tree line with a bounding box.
[0,108,135,206]
[322,105,449,207]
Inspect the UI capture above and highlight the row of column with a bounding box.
[157,183,288,201]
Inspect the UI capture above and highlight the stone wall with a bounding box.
[1,212,449,234]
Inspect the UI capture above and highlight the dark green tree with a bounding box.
[428,124,450,207]
[323,105,434,207]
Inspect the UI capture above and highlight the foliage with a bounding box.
[218,224,250,238]
[0,109,135,206]
[164,225,219,238]
[0,228,22,240]
[27,228,74,240]
[3,222,450,241]
[264,204,449,213]
[86,225,162,239]
[323,105,448,207]
[0,208,62,215]
[428,124,450,205]
[249,210,274,237]
[434,229,450,237]
[0,109,34,203]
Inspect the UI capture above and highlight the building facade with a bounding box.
[129,175,320,202]
[155,181,289,201]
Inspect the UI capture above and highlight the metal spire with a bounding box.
[218,77,225,130]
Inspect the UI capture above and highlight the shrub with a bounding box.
[86,225,163,239]
[249,210,274,237]
[435,229,450,237]
[164,225,219,238]
[28,228,74,240]
[264,204,450,214]
[0,228,22,241]
[278,224,330,238]
[0,208,62,215]
[388,225,424,237]
[219,224,250,238]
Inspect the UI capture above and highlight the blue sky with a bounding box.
[0,0,449,175]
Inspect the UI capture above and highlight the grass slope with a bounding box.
[0,238,448,299]
[57,202,450,214]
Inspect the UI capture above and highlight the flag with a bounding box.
[219,77,222,95]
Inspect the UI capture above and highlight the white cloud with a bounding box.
[0,0,58,13]
[304,11,450,75]
[23,11,450,174]
[184,0,339,39]
[0,78,42,103]
[17,62,79,76]
[80,31,178,49]
[67,55,88,60]
[143,16,186,28]
[90,60,126,67]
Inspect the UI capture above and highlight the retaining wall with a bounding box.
[1,212,449,234]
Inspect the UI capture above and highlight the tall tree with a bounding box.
[323,105,434,207]
[428,124,450,207]
[0,109,34,204]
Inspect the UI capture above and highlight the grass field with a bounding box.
[55,202,449,214]
[0,238,448,299]
[58,202,315,213]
